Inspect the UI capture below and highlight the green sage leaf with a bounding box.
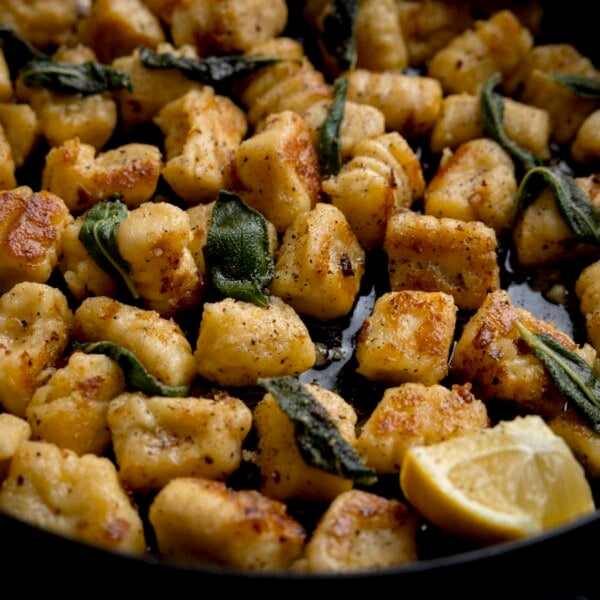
[138,46,287,90]
[20,59,133,95]
[78,199,140,299]
[320,0,360,75]
[515,166,600,245]
[545,71,600,99]
[480,72,541,172]
[258,375,378,486]
[515,321,600,432]
[0,25,47,78]
[204,190,274,306]
[73,341,190,397]
[318,77,348,178]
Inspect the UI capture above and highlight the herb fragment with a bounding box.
[480,73,541,172]
[515,166,600,245]
[320,0,360,75]
[318,77,348,178]
[138,46,286,90]
[73,341,190,397]
[545,71,600,99]
[20,59,132,95]
[204,190,274,306]
[0,25,46,77]
[515,322,600,432]
[258,375,378,486]
[78,199,140,299]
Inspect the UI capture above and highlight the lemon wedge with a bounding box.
[400,415,596,544]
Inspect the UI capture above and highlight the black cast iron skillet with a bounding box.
[2,3,600,597]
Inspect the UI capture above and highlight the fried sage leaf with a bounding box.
[319,0,360,75]
[318,76,348,178]
[0,25,47,77]
[73,341,190,397]
[78,199,140,299]
[258,375,378,486]
[20,59,133,95]
[138,46,286,90]
[480,73,541,172]
[204,190,274,306]
[515,166,600,245]
[515,322,600,432]
[545,71,600,99]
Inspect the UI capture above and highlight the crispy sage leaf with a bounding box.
[318,77,348,178]
[320,0,360,74]
[515,322,600,432]
[20,59,133,95]
[480,73,541,172]
[515,166,600,245]
[138,46,286,89]
[0,25,47,78]
[545,71,600,99]
[73,341,190,397]
[258,375,378,486]
[204,190,274,306]
[78,199,140,299]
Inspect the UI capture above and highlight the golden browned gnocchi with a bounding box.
[1,0,600,580]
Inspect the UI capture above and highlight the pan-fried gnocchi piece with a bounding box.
[170,0,288,54]
[0,103,40,169]
[117,201,203,317]
[504,44,600,145]
[148,477,306,570]
[384,211,500,311]
[235,37,333,128]
[25,351,126,456]
[0,440,146,555]
[322,131,425,249]
[354,0,407,72]
[302,0,407,73]
[270,203,366,321]
[427,9,534,95]
[356,382,489,474]
[42,138,162,213]
[253,383,357,502]
[575,259,600,352]
[301,99,386,161]
[155,88,247,205]
[355,290,457,386]
[429,92,551,159]
[107,392,252,492]
[73,296,197,389]
[450,290,597,418]
[512,173,600,267]
[0,282,73,417]
[571,109,600,166]
[345,69,442,139]
[0,414,31,480]
[0,187,72,294]
[0,0,81,48]
[58,216,118,301]
[234,110,321,233]
[423,138,517,233]
[0,124,15,190]
[397,0,472,67]
[112,44,205,129]
[0,50,11,102]
[194,296,316,387]
[549,407,600,479]
[76,0,166,64]
[293,489,418,573]
[15,45,118,150]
